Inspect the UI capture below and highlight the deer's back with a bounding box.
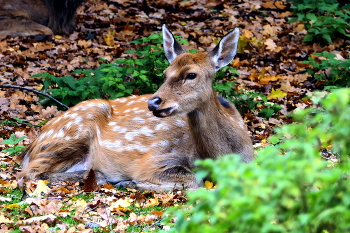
[21,95,198,183]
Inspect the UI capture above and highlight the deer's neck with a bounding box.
[187,93,238,159]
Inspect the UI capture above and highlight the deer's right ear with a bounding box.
[162,25,186,63]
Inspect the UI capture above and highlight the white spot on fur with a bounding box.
[155,122,170,131]
[182,134,190,141]
[149,116,160,121]
[125,142,149,152]
[160,140,169,147]
[124,126,154,140]
[87,113,94,118]
[108,122,118,126]
[125,131,138,141]
[139,126,154,136]
[175,119,186,127]
[100,140,122,149]
[86,102,97,107]
[68,113,78,118]
[138,97,148,102]
[132,117,145,124]
[74,117,83,124]
[127,100,136,105]
[113,126,128,133]
[53,128,65,138]
[134,109,146,114]
[76,106,88,111]
[47,129,54,136]
[172,138,180,144]
[117,98,127,103]
[151,140,169,148]
[37,129,54,141]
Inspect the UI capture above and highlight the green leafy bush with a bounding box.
[303,51,350,88]
[213,67,281,118]
[35,33,178,107]
[288,0,350,44]
[1,134,27,156]
[165,88,350,233]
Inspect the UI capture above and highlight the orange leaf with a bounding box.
[204,180,214,189]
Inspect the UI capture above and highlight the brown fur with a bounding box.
[0,0,85,37]
[18,27,254,190]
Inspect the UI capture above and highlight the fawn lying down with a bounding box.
[18,25,254,190]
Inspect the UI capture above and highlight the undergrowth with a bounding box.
[164,88,350,233]
[288,0,350,44]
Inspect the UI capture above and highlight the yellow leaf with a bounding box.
[238,36,249,53]
[204,180,214,189]
[110,198,132,209]
[259,74,281,84]
[54,35,62,40]
[0,214,14,223]
[103,30,115,46]
[31,180,50,197]
[4,203,19,209]
[268,89,287,100]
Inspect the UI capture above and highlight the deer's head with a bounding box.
[148,25,240,118]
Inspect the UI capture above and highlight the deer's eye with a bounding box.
[186,73,197,80]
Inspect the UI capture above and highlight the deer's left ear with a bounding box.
[162,25,186,63]
[209,28,240,71]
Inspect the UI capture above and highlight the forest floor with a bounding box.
[0,0,348,232]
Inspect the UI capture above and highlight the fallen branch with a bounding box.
[0,84,69,110]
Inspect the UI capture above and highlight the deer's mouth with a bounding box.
[152,107,176,118]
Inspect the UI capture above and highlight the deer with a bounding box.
[17,25,254,190]
[0,0,85,38]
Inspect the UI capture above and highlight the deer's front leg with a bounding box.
[123,157,201,191]
[36,170,108,185]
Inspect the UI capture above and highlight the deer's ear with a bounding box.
[209,28,240,71]
[162,25,186,63]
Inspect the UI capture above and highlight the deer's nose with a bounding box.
[148,97,162,111]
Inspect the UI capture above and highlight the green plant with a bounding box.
[213,66,282,118]
[288,0,350,44]
[36,33,189,107]
[303,51,350,88]
[0,117,42,128]
[1,134,27,156]
[165,88,350,233]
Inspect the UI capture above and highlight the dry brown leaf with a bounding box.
[264,38,277,51]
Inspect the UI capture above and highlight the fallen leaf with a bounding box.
[264,38,277,51]
[21,214,56,224]
[0,214,14,223]
[30,180,51,197]
[268,89,287,100]
[82,169,99,192]
[204,180,214,189]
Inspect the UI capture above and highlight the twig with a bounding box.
[0,84,69,110]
